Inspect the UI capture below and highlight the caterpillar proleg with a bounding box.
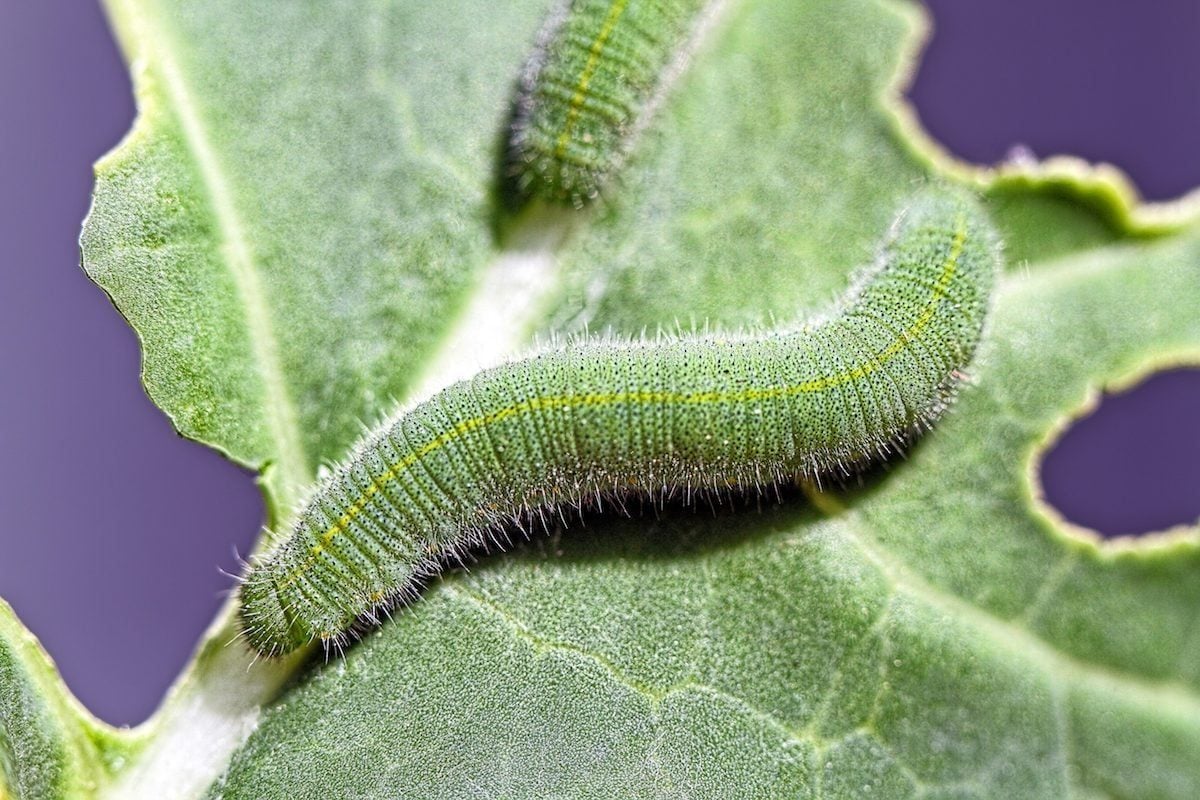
[238,188,1001,656]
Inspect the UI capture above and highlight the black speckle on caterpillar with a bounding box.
[238,187,1002,656]
[499,0,716,211]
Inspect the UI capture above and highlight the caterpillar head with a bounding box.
[236,560,319,657]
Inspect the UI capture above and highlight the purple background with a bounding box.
[1,1,1198,727]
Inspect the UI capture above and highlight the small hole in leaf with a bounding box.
[1040,368,1200,538]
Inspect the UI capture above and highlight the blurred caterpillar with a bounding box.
[501,0,714,209]
[238,188,1002,656]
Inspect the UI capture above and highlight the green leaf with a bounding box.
[70,0,1200,797]
[0,601,107,800]
[83,0,549,509]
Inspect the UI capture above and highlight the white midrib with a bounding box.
[406,242,561,405]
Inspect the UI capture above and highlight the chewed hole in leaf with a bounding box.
[908,0,1200,201]
[1039,368,1200,539]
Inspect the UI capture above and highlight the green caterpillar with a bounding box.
[238,188,1001,656]
[501,0,713,209]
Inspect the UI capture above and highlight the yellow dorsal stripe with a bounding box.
[794,215,966,392]
[280,216,968,589]
[553,0,630,160]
